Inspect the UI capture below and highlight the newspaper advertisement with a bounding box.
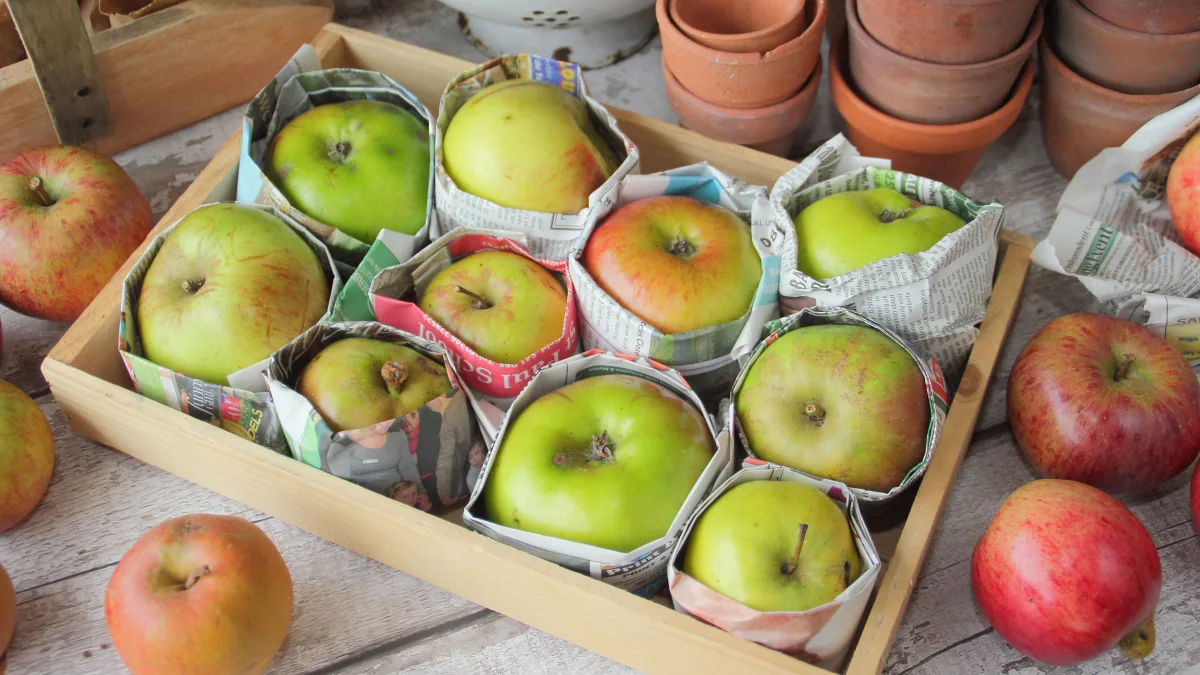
[1031,94,1200,376]
[432,54,639,261]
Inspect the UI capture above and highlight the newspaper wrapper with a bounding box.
[768,134,1005,384]
[667,461,881,670]
[1031,94,1200,377]
[462,351,735,597]
[118,203,343,452]
[237,43,436,322]
[432,54,639,261]
[265,322,482,511]
[732,306,949,505]
[369,228,580,409]
[568,163,779,402]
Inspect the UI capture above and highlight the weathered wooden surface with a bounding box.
[0,1,1196,674]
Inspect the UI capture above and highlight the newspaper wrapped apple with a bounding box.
[732,306,947,505]
[238,43,435,322]
[767,134,1005,384]
[462,351,734,596]
[265,321,483,511]
[569,163,779,402]
[432,54,639,261]
[667,461,881,670]
[118,203,342,451]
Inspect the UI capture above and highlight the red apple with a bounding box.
[1167,131,1200,256]
[105,514,293,675]
[0,145,152,321]
[0,563,13,656]
[0,380,54,532]
[972,479,1161,666]
[582,195,761,334]
[1007,313,1200,494]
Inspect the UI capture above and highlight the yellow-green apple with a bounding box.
[105,514,293,675]
[484,374,714,552]
[972,479,1160,666]
[268,100,430,242]
[1007,313,1200,494]
[442,79,621,213]
[0,563,13,656]
[793,188,966,279]
[737,325,928,492]
[298,337,452,432]
[419,250,567,364]
[0,380,54,532]
[1167,131,1200,256]
[582,195,761,334]
[682,480,860,612]
[0,145,152,321]
[137,204,329,384]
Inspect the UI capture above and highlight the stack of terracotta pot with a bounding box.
[831,0,1042,188]
[657,0,827,156]
[1041,0,1200,178]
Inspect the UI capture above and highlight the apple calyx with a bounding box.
[551,430,616,467]
[782,523,809,575]
[453,285,493,310]
[28,176,54,207]
[327,140,352,164]
[180,278,205,295]
[668,237,697,260]
[381,361,409,396]
[803,400,826,427]
[1119,616,1156,660]
[1113,353,1137,382]
[182,564,211,591]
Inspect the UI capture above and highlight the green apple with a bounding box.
[793,188,966,279]
[137,204,330,384]
[737,324,929,492]
[483,373,715,552]
[268,100,431,242]
[298,337,451,432]
[682,481,861,612]
[419,250,567,364]
[443,79,621,213]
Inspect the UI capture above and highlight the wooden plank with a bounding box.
[7,0,113,144]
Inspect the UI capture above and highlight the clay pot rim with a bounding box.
[850,0,1043,72]
[1039,37,1200,101]
[663,52,824,118]
[669,0,805,51]
[1057,0,1200,46]
[656,0,827,63]
[830,36,1034,153]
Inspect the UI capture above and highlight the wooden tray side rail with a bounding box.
[42,24,1034,675]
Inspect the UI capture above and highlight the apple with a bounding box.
[1167,131,1200,256]
[1007,313,1200,494]
[137,204,330,385]
[792,188,966,280]
[443,79,621,213]
[419,250,567,364]
[0,563,13,656]
[0,380,54,532]
[582,195,762,334]
[105,514,293,675]
[737,324,928,492]
[268,100,431,243]
[298,337,452,432]
[483,373,715,552]
[682,480,860,612]
[0,145,152,321]
[972,479,1160,666]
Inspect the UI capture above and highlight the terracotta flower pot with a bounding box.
[857,0,1041,64]
[829,36,1034,189]
[670,0,807,52]
[1039,38,1200,179]
[658,0,826,109]
[1078,0,1200,35]
[847,0,1042,124]
[1049,0,1200,95]
[663,53,823,156]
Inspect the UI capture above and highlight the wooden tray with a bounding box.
[40,23,1034,675]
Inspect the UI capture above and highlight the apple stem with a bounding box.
[878,208,915,224]
[182,565,211,591]
[453,285,492,310]
[782,523,808,575]
[586,430,615,463]
[381,361,409,396]
[1114,353,1136,382]
[1119,616,1155,660]
[804,400,826,426]
[327,140,351,163]
[28,176,53,207]
[668,238,697,259]
[180,278,205,295]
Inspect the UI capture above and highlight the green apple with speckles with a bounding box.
[682,480,861,612]
[268,100,431,242]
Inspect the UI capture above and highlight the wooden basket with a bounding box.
[40,23,1034,675]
